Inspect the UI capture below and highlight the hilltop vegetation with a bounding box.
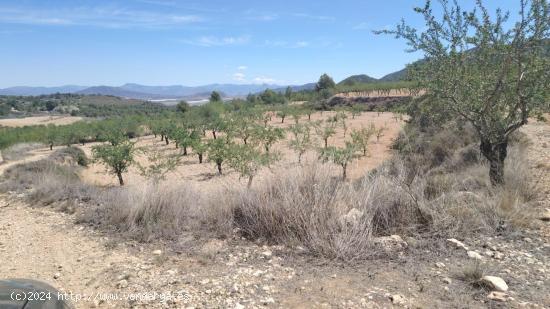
[0,93,171,117]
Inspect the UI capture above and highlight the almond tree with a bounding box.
[92,139,136,186]
[227,144,279,188]
[314,121,336,148]
[192,138,207,163]
[378,0,550,185]
[252,126,285,153]
[207,137,232,174]
[137,148,180,183]
[318,142,359,180]
[350,104,364,119]
[173,127,198,155]
[375,126,386,142]
[351,125,375,156]
[288,123,314,163]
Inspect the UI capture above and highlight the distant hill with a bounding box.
[339,74,378,85]
[0,85,87,96]
[272,83,316,93]
[379,68,408,82]
[76,86,171,100]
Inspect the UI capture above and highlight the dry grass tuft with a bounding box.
[97,182,201,242]
[1,143,44,161]
[0,159,97,213]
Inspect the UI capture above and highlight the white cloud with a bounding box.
[233,72,246,81]
[353,22,370,30]
[237,66,248,70]
[264,40,310,48]
[0,6,203,28]
[182,35,251,47]
[292,13,334,22]
[249,14,278,21]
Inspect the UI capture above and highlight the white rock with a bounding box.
[481,276,508,292]
[373,235,407,252]
[487,291,510,302]
[262,297,275,304]
[435,262,446,268]
[152,249,162,255]
[53,272,61,279]
[234,303,245,309]
[540,208,550,221]
[116,279,128,289]
[442,277,452,284]
[447,238,468,250]
[262,250,272,257]
[390,294,406,305]
[467,251,483,260]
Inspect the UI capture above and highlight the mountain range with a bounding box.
[0,68,409,100]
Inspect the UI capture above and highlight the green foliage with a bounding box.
[375,126,386,142]
[92,139,136,185]
[351,125,375,156]
[318,142,359,180]
[314,120,337,148]
[316,73,336,91]
[210,91,222,102]
[227,144,279,187]
[137,148,180,182]
[378,0,550,185]
[173,127,199,155]
[191,138,208,163]
[284,86,293,100]
[259,89,287,105]
[350,104,364,119]
[176,100,190,113]
[207,137,232,174]
[288,123,314,163]
[251,125,285,152]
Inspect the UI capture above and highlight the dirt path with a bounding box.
[0,147,51,174]
[0,119,548,308]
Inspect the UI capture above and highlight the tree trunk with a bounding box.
[175,142,179,149]
[342,164,347,181]
[198,153,203,163]
[183,146,187,155]
[244,137,248,145]
[117,172,124,186]
[308,114,311,121]
[281,116,285,124]
[217,162,222,175]
[161,135,164,141]
[165,137,169,145]
[324,138,328,148]
[50,143,53,151]
[212,131,217,139]
[247,175,254,188]
[480,139,507,186]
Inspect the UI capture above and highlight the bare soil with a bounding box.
[0,115,83,127]
[79,111,404,190]
[0,117,548,308]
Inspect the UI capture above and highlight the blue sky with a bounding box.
[0,0,520,87]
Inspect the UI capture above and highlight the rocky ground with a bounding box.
[0,119,548,308]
